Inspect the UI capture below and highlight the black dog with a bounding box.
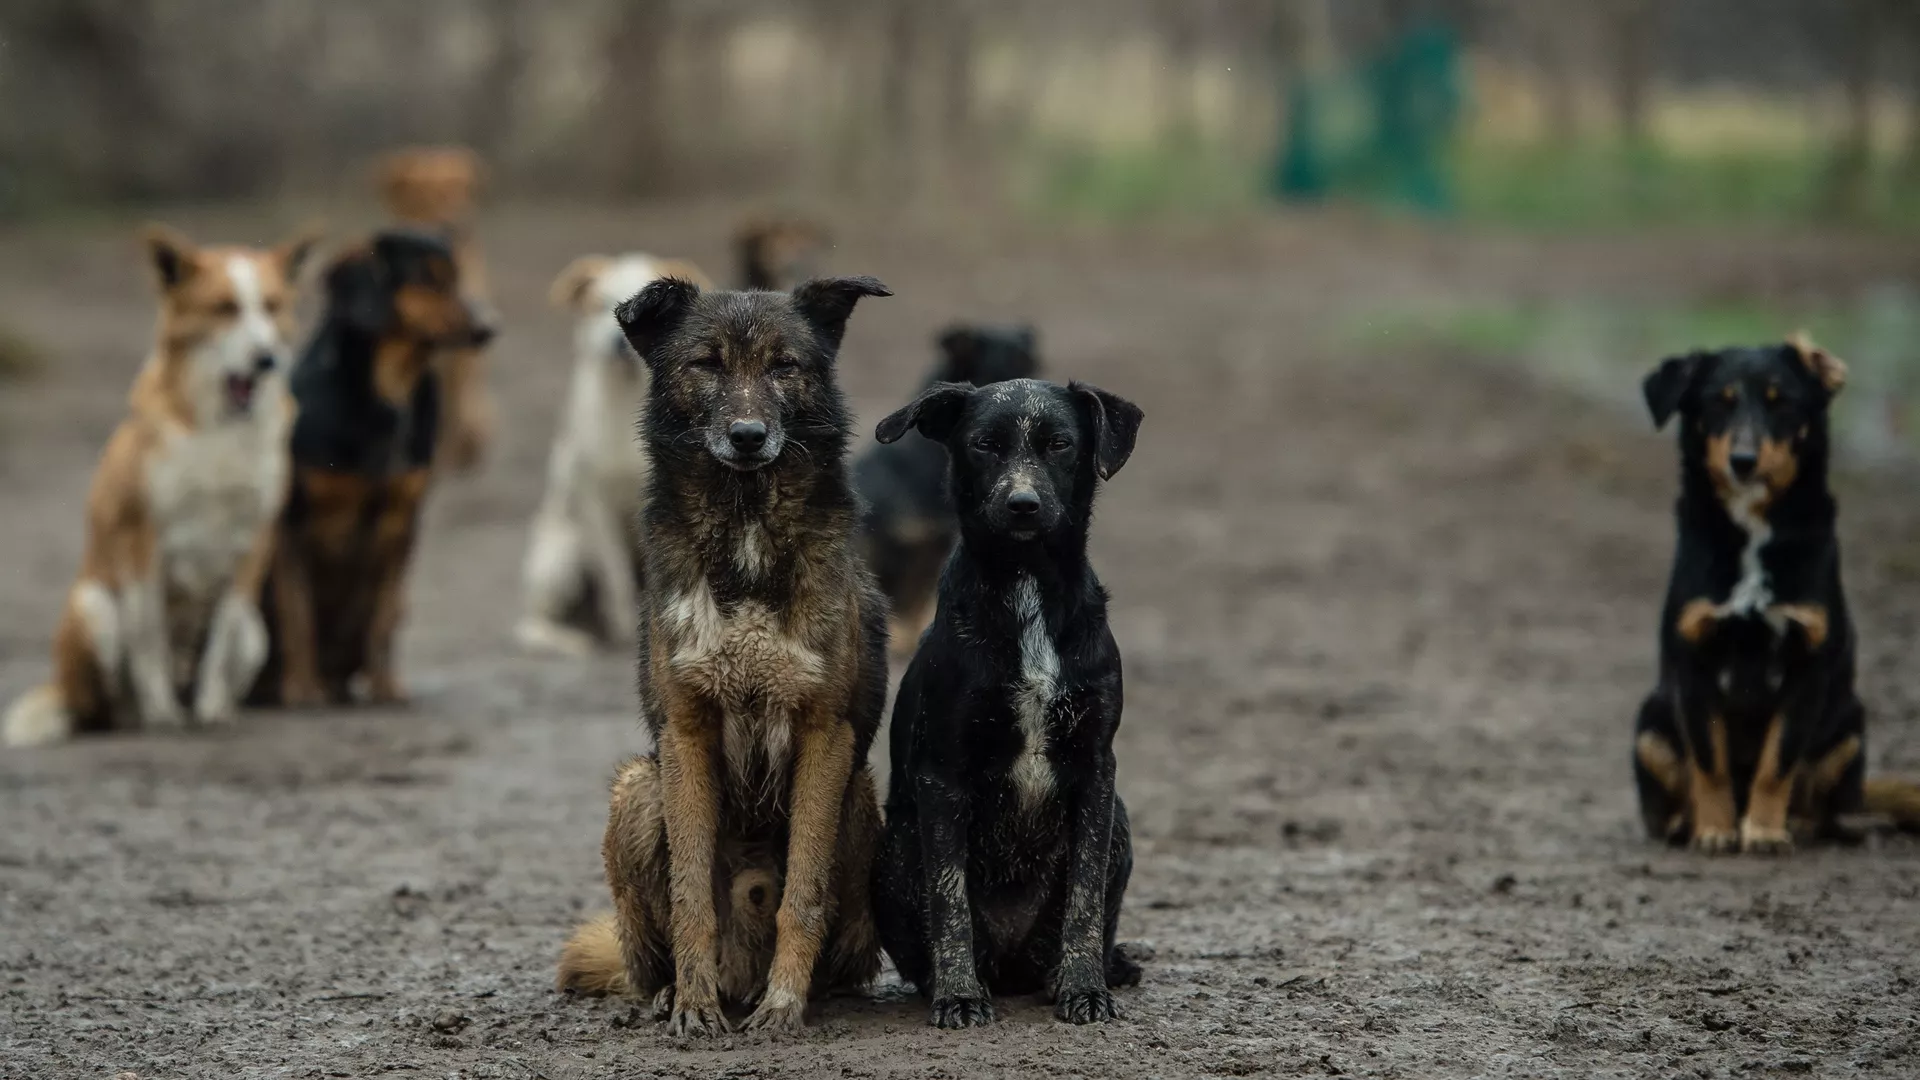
[871,377,1144,1027]
[854,324,1041,653]
[253,229,492,707]
[1631,337,1919,851]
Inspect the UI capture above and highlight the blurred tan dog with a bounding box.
[4,225,316,746]
[378,145,497,473]
[734,215,830,291]
[516,253,713,655]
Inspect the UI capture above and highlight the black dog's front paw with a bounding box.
[929,995,995,1029]
[1055,986,1118,1024]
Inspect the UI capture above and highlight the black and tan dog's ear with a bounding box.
[1788,332,1847,396]
[614,276,701,364]
[792,276,891,352]
[1642,350,1707,431]
[140,224,199,291]
[324,246,391,336]
[274,223,325,285]
[549,255,612,313]
[876,381,973,445]
[1071,381,1144,480]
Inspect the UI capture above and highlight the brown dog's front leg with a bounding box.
[747,711,855,1032]
[658,701,729,1036]
[269,529,326,708]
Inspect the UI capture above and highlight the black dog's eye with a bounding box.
[771,358,801,378]
[689,353,722,370]
[1045,434,1073,452]
[970,437,1001,455]
[1719,385,1738,403]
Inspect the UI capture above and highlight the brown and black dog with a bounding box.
[556,275,892,1035]
[377,145,497,472]
[3,225,316,746]
[251,230,492,707]
[734,216,830,292]
[1633,336,1920,852]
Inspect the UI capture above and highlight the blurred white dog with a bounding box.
[516,253,712,656]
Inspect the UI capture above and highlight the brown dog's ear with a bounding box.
[615,277,701,366]
[653,258,715,290]
[140,224,198,291]
[323,245,391,337]
[1643,350,1708,431]
[876,381,973,445]
[273,223,325,285]
[548,255,612,312]
[791,276,891,353]
[1071,381,1144,480]
[1788,332,1847,396]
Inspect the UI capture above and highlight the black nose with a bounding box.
[468,322,498,349]
[251,351,277,375]
[1729,450,1759,480]
[728,420,768,453]
[1006,490,1041,516]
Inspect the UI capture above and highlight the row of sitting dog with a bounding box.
[548,268,1145,1032]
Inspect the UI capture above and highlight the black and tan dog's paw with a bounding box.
[1691,827,1740,854]
[929,995,995,1029]
[1739,822,1794,855]
[666,996,731,1037]
[1055,986,1118,1025]
[1106,947,1143,988]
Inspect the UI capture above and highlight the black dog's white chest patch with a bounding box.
[1009,574,1061,809]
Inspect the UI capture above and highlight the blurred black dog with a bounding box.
[1631,337,1920,852]
[871,377,1143,1027]
[854,325,1040,653]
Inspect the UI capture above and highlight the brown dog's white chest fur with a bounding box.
[663,578,828,789]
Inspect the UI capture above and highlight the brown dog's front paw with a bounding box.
[743,987,807,1033]
[1055,986,1118,1025]
[929,995,995,1029]
[666,994,730,1037]
[1739,822,1794,855]
[1691,827,1739,854]
[367,675,409,707]
[280,677,327,709]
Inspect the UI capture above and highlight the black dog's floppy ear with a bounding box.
[324,246,391,336]
[876,381,973,445]
[792,276,891,352]
[615,277,701,365]
[1642,350,1707,431]
[1787,331,1847,397]
[1071,381,1144,480]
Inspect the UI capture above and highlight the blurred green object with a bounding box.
[1272,20,1461,214]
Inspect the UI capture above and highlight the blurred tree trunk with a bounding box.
[1825,0,1880,218]
[1608,0,1652,145]
[598,0,677,196]
[466,0,534,163]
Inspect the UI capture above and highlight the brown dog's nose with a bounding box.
[729,420,768,453]
[1729,449,1759,481]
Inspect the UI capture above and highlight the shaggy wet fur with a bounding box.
[870,377,1145,1028]
[555,275,891,1035]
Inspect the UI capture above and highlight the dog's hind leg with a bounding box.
[560,756,675,999]
[1633,693,1688,843]
[816,764,884,995]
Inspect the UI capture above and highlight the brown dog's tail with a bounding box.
[3,685,72,748]
[556,912,628,996]
[1863,778,1920,832]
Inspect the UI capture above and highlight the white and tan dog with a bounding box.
[515,253,712,656]
[3,225,316,746]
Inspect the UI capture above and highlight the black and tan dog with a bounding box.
[871,377,1144,1027]
[734,216,829,292]
[252,230,492,707]
[855,324,1042,654]
[556,275,892,1034]
[1633,337,1920,852]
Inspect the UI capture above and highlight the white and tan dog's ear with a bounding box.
[549,255,613,312]
[274,223,326,285]
[139,224,200,291]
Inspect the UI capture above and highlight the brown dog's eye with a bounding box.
[215,299,241,317]
[1765,385,1781,403]
[1720,385,1738,403]
[264,297,285,316]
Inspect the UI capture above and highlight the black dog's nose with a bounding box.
[251,351,277,375]
[1006,490,1041,516]
[1729,450,1759,480]
[729,420,769,453]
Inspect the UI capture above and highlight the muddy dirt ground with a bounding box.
[3,203,1920,1079]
